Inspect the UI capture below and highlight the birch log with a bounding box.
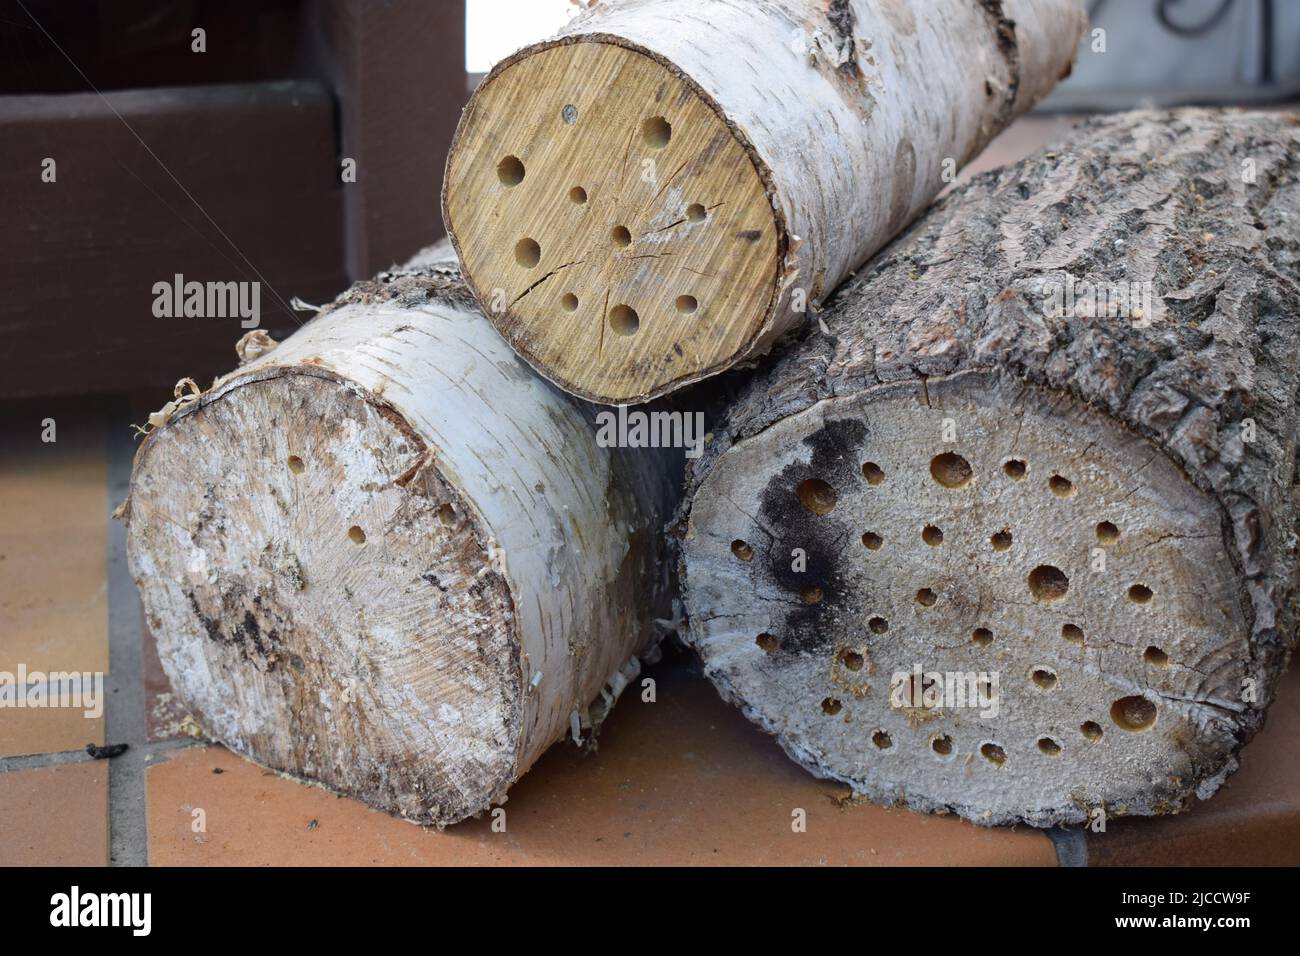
[679,109,1300,826]
[443,0,1086,405]
[123,244,680,826]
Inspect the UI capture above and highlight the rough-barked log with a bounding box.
[443,0,1086,405]
[679,109,1300,826]
[123,243,681,826]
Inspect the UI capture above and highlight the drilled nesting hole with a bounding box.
[1096,521,1120,544]
[1028,564,1069,601]
[347,525,366,545]
[730,539,753,561]
[800,584,824,605]
[514,238,540,268]
[436,504,455,527]
[972,627,993,648]
[675,294,698,315]
[1031,667,1058,691]
[560,293,579,312]
[1081,721,1104,741]
[1111,695,1158,731]
[990,529,1012,552]
[568,186,587,204]
[1128,583,1154,604]
[1062,623,1084,644]
[861,461,885,485]
[641,115,672,148]
[840,649,864,671]
[931,735,954,757]
[686,202,707,222]
[821,697,842,715]
[1049,474,1076,497]
[287,455,305,474]
[915,588,937,607]
[872,730,892,750]
[496,155,524,186]
[862,532,883,551]
[797,478,837,515]
[608,304,639,336]
[1144,645,1168,666]
[980,743,1006,766]
[1003,458,1027,480]
[868,616,889,634]
[930,452,973,489]
[611,225,632,247]
[755,632,779,653]
[1037,737,1062,756]
[922,524,943,546]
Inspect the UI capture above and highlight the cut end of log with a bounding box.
[444,38,780,405]
[683,372,1253,826]
[127,369,523,826]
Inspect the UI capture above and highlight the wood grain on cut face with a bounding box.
[445,41,778,404]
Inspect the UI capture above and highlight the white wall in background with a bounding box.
[466,0,575,73]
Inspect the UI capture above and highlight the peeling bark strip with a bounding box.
[679,110,1300,827]
[443,0,1086,406]
[123,243,680,827]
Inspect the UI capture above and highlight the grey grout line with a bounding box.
[106,406,151,867]
[0,748,97,772]
[1046,825,1089,867]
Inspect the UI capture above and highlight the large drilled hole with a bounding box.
[862,532,883,551]
[568,185,587,204]
[1096,521,1120,544]
[1049,474,1076,497]
[609,304,639,336]
[922,524,943,546]
[642,116,672,148]
[930,452,973,489]
[821,697,842,715]
[287,455,305,474]
[497,155,525,186]
[1144,645,1169,666]
[437,504,455,527]
[797,478,837,515]
[861,461,885,485]
[1037,737,1062,756]
[611,225,632,247]
[1031,667,1057,690]
[972,627,993,648]
[990,529,1012,552]
[514,237,541,268]
[675,294,698,314]
[730,539,753,561]
[1081,721,1103,741]
[1003,458,1027,480]
[347,525,366,545]
[686,202,707,221]
[840,649,864,671]
[868,616,889,634]
[560,293,579,312]
[1028,565,1069,601]
[980,743,1006,766]
[872,730,892,750]
[931,735,954,757]
[800,584,824,605]
[755,633,779,653]
[1128,583,1154,604]
[1062,623,1084,644]
[915,588,937,607]
[1111,695,1158,731]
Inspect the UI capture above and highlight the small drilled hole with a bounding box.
[1037,737,1062,756]
[1003,459,1027,480]
[1096,521,1120,544]
[972,627,993,647]
[609,304,639,336]
[347,525,366,544]
[1128,583,1153,604]
[1062,623,1084,644]
[611,225,632,247]
[755,633,779,653]
[287,455,305,474]
[800,584,824,605]
[990,529,1012,552]
[1111,695,1158,731]
[872,730,892,750]
[560,293,579,311]
[561,104,577,125]
[514,238,540,268]
[915,588,937,607]
[1028,565,1069,601]
[1144,645,1168,666]
[731,539,753,561]
[797,478,837,515]
[675,294,698,314]
[821,697,842,715]
[931,735,953,756]
[980,743,1006,766]
[686,202,707,221]
[862,532,883,550]
[497,155,524,186]
[841,650,864,671]
[568,186,587,204]
[1049,474,1075,497]
[1081,721,1103,741]
[1031,667,1057,690]
[642,116,671,148]
[930,452,973,488]
[922,525,943,546]
[868,616,888,634]
[861,462,884,484]
[437,504,455,527]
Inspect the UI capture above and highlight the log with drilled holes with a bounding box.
[442,0,1086,406]
[678,109,1300,826]
[122,243,681,826]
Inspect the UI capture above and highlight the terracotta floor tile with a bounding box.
[0,705,103,759]
[1088,665,1300,866]
[146,656,1056,865]
[0,760,109,866]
